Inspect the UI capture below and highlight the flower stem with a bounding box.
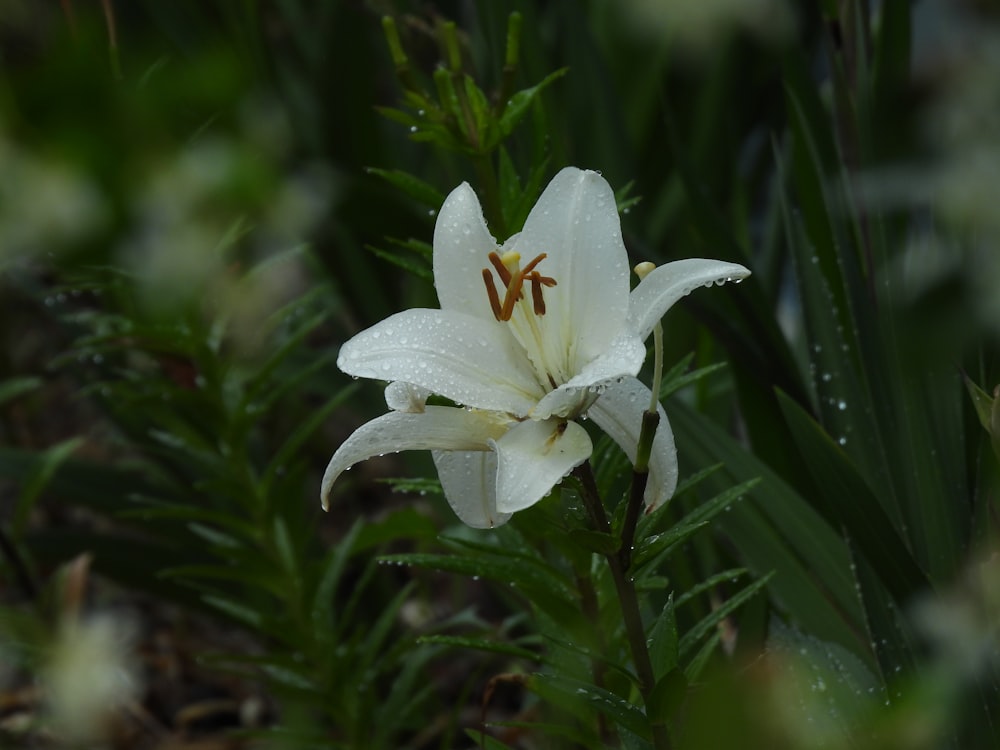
[573,463,672,749]
[474,155,507,239]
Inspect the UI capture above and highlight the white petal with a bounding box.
[628,258,751,342]
[338,309,545,415]
[432,182,502,321]
[587,377,678,511]
[512,167,632,373]
[320,406,509,509]
[384,381,430,413]
[493,419,593,513]
[531,331,647,419]
[432,450,512,528]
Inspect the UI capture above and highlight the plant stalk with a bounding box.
[574,462,672,749]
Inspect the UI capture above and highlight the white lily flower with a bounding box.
[321,167,749,527]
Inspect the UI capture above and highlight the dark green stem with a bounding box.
[622,410,661,571]
[494,12,522,119]
[573,463,672,749]
[473,156,506,238]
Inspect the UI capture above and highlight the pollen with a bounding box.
[482,251,556,322]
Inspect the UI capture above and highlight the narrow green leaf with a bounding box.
[463,730,517,750]
[496,68,568,141]
[417,635,537,661]
[366,244,434,281]
[659,362,727,400]
[670,400,867,653]
[568,528,620,556]
[775,390,930,603]
[188,522,243,550]
[13,437,85,535]
[201,594,264,628]
[0,376,42,406]
[262,382,360,490]
[310,519,363,627]
[679,573,774,659]
[366,167,445,208]
[648,594,678,681]
[528,673,650,740]
[631,521,709,572]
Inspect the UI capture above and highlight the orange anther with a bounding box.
[481,251,557,322]
[482,268,503,320]
[487,252,513,286]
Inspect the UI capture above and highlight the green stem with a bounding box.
[622,410,660,572]
[573,463,672,749]
[473,155,506,238]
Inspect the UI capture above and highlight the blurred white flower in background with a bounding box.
[621,0,794,53]
[43,614,140,744]
[0,131,108,267]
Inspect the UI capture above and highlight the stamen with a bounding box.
[480,251,557,322]
[530,274,546,315]
[519,253,547,276]
[487,252,513,286]
[482,268,503,320]
[498,272,525,321]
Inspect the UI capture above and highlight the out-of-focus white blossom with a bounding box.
[0,133,108,266]
[44,614,140,743]
[622,0,794,53]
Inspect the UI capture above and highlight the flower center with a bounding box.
[481,251,557,322]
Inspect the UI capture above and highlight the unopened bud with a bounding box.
[634,261,656,280]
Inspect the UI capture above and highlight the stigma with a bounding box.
[481,251,557,321]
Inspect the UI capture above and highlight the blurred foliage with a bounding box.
[1,0,999,748]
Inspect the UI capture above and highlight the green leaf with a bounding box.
[12,437,85,535]
[648,594,678,681]
[366,244,434,282]
[380,549,584,638]
[262,382,360,492]
[201,594,264,628]
[416,635,537,661]
[352,507,439,551]
[964,374,996,433]
[648,668,687,724]
[463,729,517,750]
[659,361,727,400]
[670,399,869,655]
[775,390,930,603]
[631,521,709,573]
[568,528,620,556]
[0,376,42,406]
[310,519,363,627]
[496,68,568,141]
[366,167,445,208]
[528,673,650,740]
[679,572,774,660]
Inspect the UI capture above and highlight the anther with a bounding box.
[530,274,545,315]
[482,268,503,320]
[481,251,557,322]
[487,252,513,286]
